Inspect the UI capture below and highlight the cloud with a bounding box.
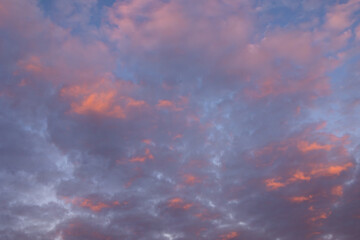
[1,0,360,239]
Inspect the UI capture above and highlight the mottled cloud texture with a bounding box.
[1,0,360,239]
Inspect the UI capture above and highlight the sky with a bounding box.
[0,0,360,239]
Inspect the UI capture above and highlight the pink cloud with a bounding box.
[324,0,360,32]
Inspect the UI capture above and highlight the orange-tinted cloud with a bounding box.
[62,197,119,212]
[79,199,110,212]
[310,162,353,177]
[327,133,350,145]
[62,196,127,213]
[332,185,343,196]
[297,141,333,153]
[61,79,147,119]
[145,148,154,159]
[157,100,183,111]
[168,198,183,206]
[183,174,201,185]
[17,55,44,73]
[168,198,193,210]
[142,139,153,145]
[173,134,183,140]
[129,156,146,163]
[157,100,174,108]
[309,211,331,223]
[289,171,311,182]
[126,98,146,107]
[265,178,286,190]
[289,195,313,203]
[219,231,238,240]
[129,148,154,163]
[194,210,219,221]
[265,162,353,191]
[70,91,126,118]
[255,128,354,192]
